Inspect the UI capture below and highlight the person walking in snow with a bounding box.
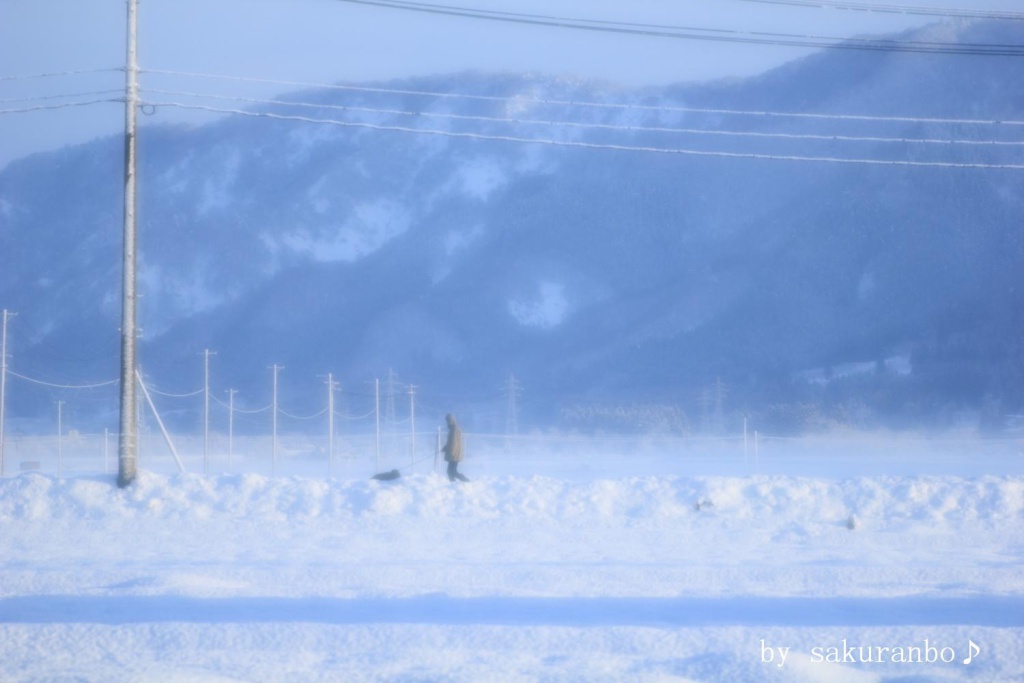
[443,413,469,482]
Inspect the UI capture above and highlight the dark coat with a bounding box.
[443,413,463,463]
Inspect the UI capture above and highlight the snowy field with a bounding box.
[2,433,1023,682]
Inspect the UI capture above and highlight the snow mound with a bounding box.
[2,471,1022,528]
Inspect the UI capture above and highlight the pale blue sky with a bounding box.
[2,0,1021,167]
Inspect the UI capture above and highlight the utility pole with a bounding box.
[325,373,337,476]
[57,400,64,477]
[271,365,282,476]
[698,388,713,434]
[117,0,140,488]
[0,309,14,478]
[374,378,381,474]
[407,384,417,469]
[505,372,521,442]
[713,377,727,435]
[385,368,398,466]
[226,388,237,470]
[202,349,216,475]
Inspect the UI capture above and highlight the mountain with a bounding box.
[1,20,1022,434]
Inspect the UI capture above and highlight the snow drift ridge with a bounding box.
[2,471,1022,527]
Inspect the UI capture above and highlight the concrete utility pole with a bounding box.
[374,378,381,473]
[117,0,140,488]
[407,384,417,468]
[56,401,63,476]
[385,368,398,428]
[0,309,14,478]
[226,389,237,470]
[202,349,216,475]
[271,365,282,475]
[325,373,337,476]
[505,373,521,440]
[713,377,727,435]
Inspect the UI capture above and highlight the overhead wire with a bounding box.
[138,99,1024,170]
[330,0,1024,55]
[0,98,123,117]
[7,370,119,390]
[730,0,1024,21]
[0,89,125,106]
[146,385,204,398]
[140,87,1024,148]
[139,68,1024,128]
[0,68,123,82]
[280,407,329,420]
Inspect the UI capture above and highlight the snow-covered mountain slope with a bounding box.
[1,20,1022,430]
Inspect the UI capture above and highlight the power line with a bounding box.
[7,370,118,390]
[139,68,1024,128]
[731,0,1024,21]
[0,68,123,82]
[138,99,1024,170]
[0,90,125,106]
[280,407,329,420]
[211,394,274,414]
[0,98,123,117]
[331,0,1024,55]
[140,87,1024,148]
[146,385,204,398]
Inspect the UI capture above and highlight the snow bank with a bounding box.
[2,471,1022,527]
[3,469,1023,682]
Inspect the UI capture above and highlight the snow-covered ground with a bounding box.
[1,434,1023,682]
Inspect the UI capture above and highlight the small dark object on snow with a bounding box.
[372,469,401,481]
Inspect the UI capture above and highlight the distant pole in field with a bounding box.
[435,427,442,476]
[712,377,727,435]
[0,309,14,478]
[326,373,337,476]
[408,385,417,469]
[385,368,398,429]
[57,400,64,477]
[374,378,381,473]
[754,430,760,469]
[743,417,748,463]
[504,373,522,454]
[117,0,140,488]
[505,372,521,442]
[227,388,237,471]
[271,365,282,476]
[202,349,216,475]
